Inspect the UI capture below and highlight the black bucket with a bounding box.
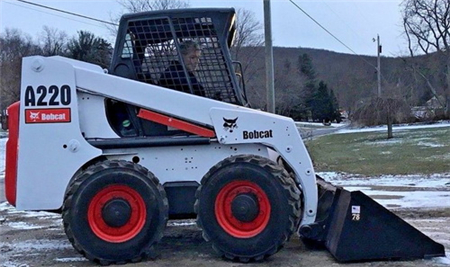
[300,177,446,262]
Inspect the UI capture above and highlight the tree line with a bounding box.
[0,27,112,118]
[242,0,450,130]
[270,52,341,122]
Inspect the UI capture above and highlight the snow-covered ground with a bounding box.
[336,121,450,134]
[295,121,348,128]
[318,172,450,209]
[0,138,5,175]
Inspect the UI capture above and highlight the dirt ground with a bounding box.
[1,180,449,267]
[0,209,449,267]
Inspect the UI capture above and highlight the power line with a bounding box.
[322,1,370,48]
[288,0,359,56]
[14,0,118,26]
[289,1,394,95]
[288,0,377,69]
[4,1,105,29]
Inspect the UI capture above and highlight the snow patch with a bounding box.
[54,257,88,262]
[6,221,44,230]
[319,172,450,188]
[366,139,403,146]
[0,138,6,175]
[317,172,450,209]
[168,219,196,227]
[418,141,445,147]
[433,255,450,265]
[0,202,60,218]
[296,121,348,128]
[0,239,72,251]
[1,262,26,267]
[365,190,450,209]
[337,122,450,134]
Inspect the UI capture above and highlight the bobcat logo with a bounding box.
[29,111,40,122]
[223,117,238,133]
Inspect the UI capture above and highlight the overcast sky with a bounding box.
[0,0,406,57]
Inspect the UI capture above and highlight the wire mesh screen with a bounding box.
[122,16,238,104]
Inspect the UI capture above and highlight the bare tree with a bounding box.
[227,8,265,110]
[402,0,450,116]
[107,0,190,36]
[351,97,411,138]
[0,28,41,111]
[117,0,189,12]
[38,26,68,56]
[274,58,306,119]
[230,8,264,86]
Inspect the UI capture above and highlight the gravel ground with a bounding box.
[0,208,449,267]
[1,178,449,267]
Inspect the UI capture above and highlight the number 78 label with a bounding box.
[351,205,361,221]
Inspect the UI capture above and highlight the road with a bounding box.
[310,127,342,137]
[296,122,348,140]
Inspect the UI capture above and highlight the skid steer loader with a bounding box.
[4,8,445,265]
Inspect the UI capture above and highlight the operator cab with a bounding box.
[107,8,247,137]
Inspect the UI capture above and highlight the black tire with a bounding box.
[195,155,302,262]
[62,160,168,265]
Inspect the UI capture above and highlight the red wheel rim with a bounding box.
[215,180,271,238]
[88,185,146,243]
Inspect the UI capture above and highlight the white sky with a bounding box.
[0,0,406,57]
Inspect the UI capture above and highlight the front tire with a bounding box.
[195,155,302,262]
[62,160,168,265]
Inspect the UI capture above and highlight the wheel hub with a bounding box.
[215,180,271,238]
[101,198,132,228]
[231,193,259,222]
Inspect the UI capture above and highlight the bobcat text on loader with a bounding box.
[4,8,445,265]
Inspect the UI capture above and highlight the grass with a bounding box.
[305,126,450,176]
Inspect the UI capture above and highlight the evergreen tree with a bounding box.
[310,81,330,121]
[297,53,316,80]
[66,31,112,68]
[309,81,342,123]
[297,53,317,120]
[294,53,341,122]
[329,89,341,122]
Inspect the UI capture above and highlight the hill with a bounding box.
[235,46,444,114]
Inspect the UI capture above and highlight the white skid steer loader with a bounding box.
[4,8,445,265]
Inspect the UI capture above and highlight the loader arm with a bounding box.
[44,56,319,225]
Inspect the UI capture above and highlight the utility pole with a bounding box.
[263,0,275,113]
[375,34,392,138]
[377,34,382,97]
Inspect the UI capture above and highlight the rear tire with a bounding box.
[195,155,302,262]
[62,160,168,265]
